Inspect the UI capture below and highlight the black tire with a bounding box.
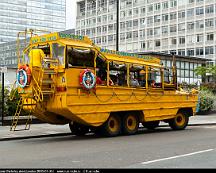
[122,113,139,135]
[101,114,121,137]
[142,121,160,130]
[69,122,89,136]
[169,112,189,130]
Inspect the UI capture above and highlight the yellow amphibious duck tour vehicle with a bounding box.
[11,30,199,136]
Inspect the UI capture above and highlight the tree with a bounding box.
[194,65,216,83]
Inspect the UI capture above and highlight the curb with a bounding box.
[1,123,216,142]
[0,133,72,142]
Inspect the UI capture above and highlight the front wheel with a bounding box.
[169,112,189,130]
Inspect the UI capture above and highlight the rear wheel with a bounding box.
[142,121,160,130]
[169,112,189,130]
[69,122,89,136]
[122,113,139,135]
[101,114,121,137]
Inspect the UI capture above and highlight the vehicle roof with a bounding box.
[29,32,161,67]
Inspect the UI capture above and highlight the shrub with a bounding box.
[198,88,216,113]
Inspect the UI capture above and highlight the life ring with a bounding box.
[17,64,31,88]
[79,69,96,90]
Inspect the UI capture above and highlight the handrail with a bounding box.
[9,81,18,101]
[32,75,43,102]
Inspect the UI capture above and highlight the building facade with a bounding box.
[75,0,216,67]
[0,0,66,43]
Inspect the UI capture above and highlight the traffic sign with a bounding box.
[0,67,7,73]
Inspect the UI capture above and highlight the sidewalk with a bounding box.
[1,113,216,141]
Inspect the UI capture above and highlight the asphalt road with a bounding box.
[0,125,216,169]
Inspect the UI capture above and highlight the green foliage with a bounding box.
[198,88,216,113]
[194,65,216,82]
[0,84,28,117]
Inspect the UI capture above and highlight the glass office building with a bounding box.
[0,0,66,43]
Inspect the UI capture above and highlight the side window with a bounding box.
[148,67,162,88]
[129,64,145,88]
[96,55,107,85]
[67,46,94,68]
[52,43,65,66]
[164,68,171,83]
[109,61,127,86]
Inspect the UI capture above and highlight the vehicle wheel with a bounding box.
[101,114,121,137]
[69,122,89,136]
[142,121,160,130]
[169,112,189,130]
[122,113,139,135]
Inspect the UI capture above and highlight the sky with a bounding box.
[66,0,77,29]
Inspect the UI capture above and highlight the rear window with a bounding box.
[67,46,95,68]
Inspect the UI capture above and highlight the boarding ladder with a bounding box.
[10,59,57,131]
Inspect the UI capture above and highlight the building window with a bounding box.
[133,19,138,27]
[178,49,185,56]
[162,1,169,9]
[170,12,177,20]
[196,20,204,29]
[140,7,145,14]
[187,49,194,56]
[179,37,185,44]
[162,14,169,21]
[196,7,204,15]
[120,11,126,18]
[187,22,194,30]
[154,27,160,36]
[102,25,107,33]
[196,34,203,42]
[170,0,177,8]
[140,18,146,26]
[126,32,132,39]
[155,40,161,47]
[140,41,145,49]
[133,8,139,16]
[126,20,132,28]
[188,0,194,4]
[133,31,138,39]
[162,26,168,34]
[154,15,161,23]
[147,17,153,24]
[187,35,195,43]
[147,29,153,36]
[170,25,177,33]
[205,5,214,14]
[207,33,214,41]
[178,23,185,31]
[147,4,153,12]
[120,22,125,30]
[139,30,145,38]
[205,46,214,55]
[178,10,185,19]
[187,8,194,17]
[171,37,177,45]
[205,18,214,28]
[196,47,204,56]
[120,33,125,41]
[154,3,160,11]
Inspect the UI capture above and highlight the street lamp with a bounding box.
[116,0,119,51]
